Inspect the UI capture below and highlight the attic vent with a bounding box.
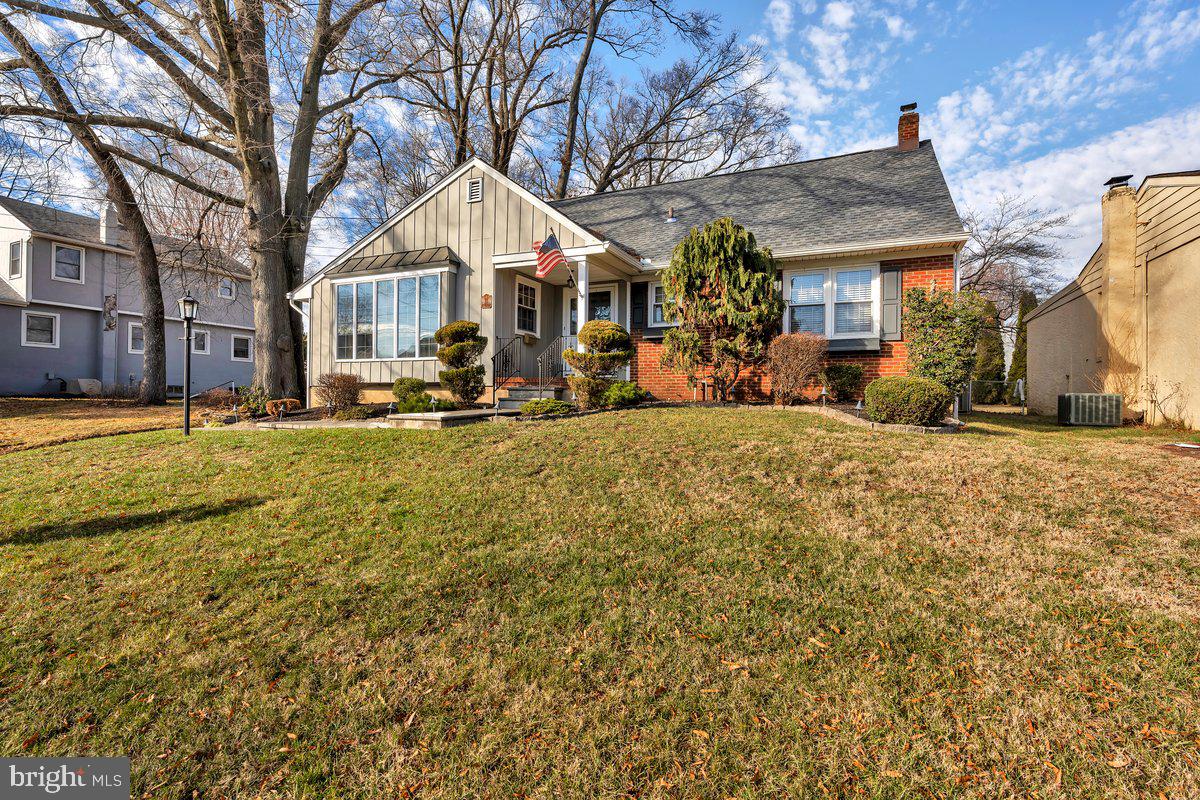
[467,178,483,203]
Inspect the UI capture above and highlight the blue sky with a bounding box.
[642,0,1200,274]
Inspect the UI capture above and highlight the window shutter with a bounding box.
[631,282,647,329]
[880,268,902,341]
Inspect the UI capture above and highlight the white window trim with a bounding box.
[191,327,210,355]
[217,277,237,300]
[467,177,484,203]
[8,239,23,279]
[230,333,253,362]
[333,273,443,363]
[514,275,541,337]
[128,322,145,354]
[782,263,881,340]
[647,280,669,327]
[21,309,60,348]
[51,243,86,284]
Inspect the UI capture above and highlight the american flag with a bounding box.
[533,233,567,278]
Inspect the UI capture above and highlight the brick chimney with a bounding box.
[898,102,919,151]
[99,201,122,245]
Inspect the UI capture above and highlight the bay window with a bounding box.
[334,272,444,361]
[783,265,879,339]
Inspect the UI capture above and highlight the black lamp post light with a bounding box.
[178,290,199,436]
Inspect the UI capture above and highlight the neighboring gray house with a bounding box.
[0,196,255,396]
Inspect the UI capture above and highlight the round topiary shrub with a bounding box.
[563,320,634,409]
[392,378,427,403]
[821,363,865,402]
[435,320,487,405]
[863,376,953,426]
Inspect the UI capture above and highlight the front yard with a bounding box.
[0,397,192,453]
[1,408,1197,798]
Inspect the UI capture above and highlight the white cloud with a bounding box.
[956,105,1200,275]
[766,56,831,116]
[883,15,915,41]
[822,1,856,28]
[765,0,794,41]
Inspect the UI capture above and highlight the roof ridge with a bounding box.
[549,142,927,205]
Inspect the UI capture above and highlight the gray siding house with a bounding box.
[0,197,255,396]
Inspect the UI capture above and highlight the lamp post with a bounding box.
[177,291,198,435]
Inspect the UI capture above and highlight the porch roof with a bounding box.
[327,246,461,277]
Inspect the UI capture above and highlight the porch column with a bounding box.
[575,256,588,352]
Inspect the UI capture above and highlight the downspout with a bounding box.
[952,250,962,422]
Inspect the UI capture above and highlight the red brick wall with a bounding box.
[629,253,956,402]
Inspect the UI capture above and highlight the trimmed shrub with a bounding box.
[520,398,575,416]
[767,333,827,404]
[564,320,634,409]
[602,380,648,408]
[577,320,631,352]
[392,378,427,403]
[436,321,487,405]
[315,373,363,413]
[864,376,952,426]
[821,363,865,402]
[394,392,457,414]
[265,398,301,417]
[333,405,373,420]
[567,376,610,410]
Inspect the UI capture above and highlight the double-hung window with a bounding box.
[129,322,145,354]
[231,335,252,362]
[192,329,210,354]
[218,277,236,299]
[52,244,84,283]
[8,241,21,279]
[784,265,879,338]
[515,276,539,336]
[21,310,58,348]
[649,282,668,326]
[335,273,443,361]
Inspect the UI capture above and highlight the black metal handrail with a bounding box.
[536,335,572,391]
[491,336,520,402]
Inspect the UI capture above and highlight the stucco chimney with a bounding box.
[99,201,122,246]
[1098,175,1142,406]
[898,102,919,151]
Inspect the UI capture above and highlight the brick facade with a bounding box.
[629,253,956,402]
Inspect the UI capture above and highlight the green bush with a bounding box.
[820,363,865,401]
[435,321,488,405]
[394,392,457,413]
[602,380,648,408]
[333,405,373,420]
[577,320,631,352]
[392,378,427,403]
[567,376,609,410]
[519,398,575,416]
[236,385,271,417]
[564,320,634,409]
[863,376,952,426]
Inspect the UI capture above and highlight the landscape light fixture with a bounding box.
[177,291,198,435]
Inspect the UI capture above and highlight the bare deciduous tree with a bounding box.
[960,195,1071,325]
[0,16,168,404]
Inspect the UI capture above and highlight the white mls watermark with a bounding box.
[2,759,128,799]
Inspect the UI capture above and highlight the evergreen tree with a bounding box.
[659,218,784,402]
[972,300,1006,403]
[1005,290,1038,404]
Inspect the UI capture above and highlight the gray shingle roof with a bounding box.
[550,141,965,263]
[0,278,25,306]
[0,195,249,278]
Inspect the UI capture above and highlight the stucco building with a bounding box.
[1027,171,1200,428]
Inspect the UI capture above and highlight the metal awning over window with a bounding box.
[327,246,461,277]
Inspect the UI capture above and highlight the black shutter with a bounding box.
[881,268,901,341]
[631,281,647,329]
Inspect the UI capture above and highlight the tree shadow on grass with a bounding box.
[1,498,266,546]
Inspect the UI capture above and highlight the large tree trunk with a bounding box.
[553,1,603,199]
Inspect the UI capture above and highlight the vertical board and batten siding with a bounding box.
[308,166,594,390]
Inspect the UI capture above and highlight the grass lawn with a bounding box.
[1,408,1198,798]
[0,397,193,454]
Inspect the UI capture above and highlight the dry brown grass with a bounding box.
[0,397,194,453]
